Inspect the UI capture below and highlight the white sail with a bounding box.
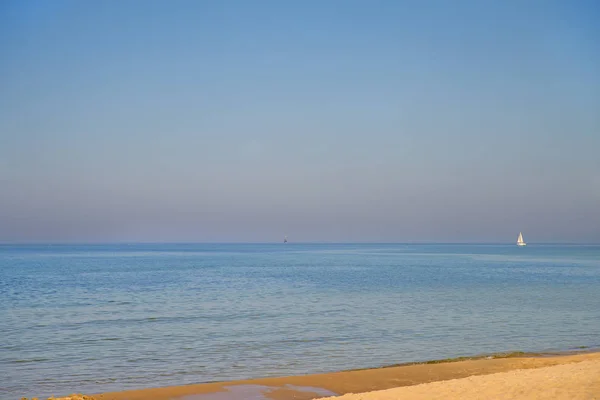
[517,232,526,246]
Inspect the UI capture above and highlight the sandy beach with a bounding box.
[319,356,600,400]
[90,351,600,400]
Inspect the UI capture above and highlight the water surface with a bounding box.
[1,243,599,399]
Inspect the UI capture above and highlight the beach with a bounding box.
[319,355,600,400]
[92,351,600,400]
[5,0,600,398]
[3,244,600,399]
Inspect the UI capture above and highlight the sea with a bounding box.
[1,243,599,399]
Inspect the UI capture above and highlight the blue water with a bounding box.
[1,243,599,399]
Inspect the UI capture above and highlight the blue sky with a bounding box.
[1,0,599,243]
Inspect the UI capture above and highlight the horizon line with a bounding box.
[1,241,599,246]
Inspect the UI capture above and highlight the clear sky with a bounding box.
[1,0,599,243]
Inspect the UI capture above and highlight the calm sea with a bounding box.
[1,243,599,399]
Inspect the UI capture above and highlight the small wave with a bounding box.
[280,338,325,344]
[11,358,50,363]
[94,378,118,383]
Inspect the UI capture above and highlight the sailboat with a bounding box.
[283,235,288,243]
[517,232,526,247]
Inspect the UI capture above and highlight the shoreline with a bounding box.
[344,347,599,371]
[91,349,600,400]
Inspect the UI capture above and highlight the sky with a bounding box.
[0,0,599,243]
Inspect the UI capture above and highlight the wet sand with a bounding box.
[319,357,600,400]
[94,351,600,400]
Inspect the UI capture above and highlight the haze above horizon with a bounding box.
[1,0,599,243]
